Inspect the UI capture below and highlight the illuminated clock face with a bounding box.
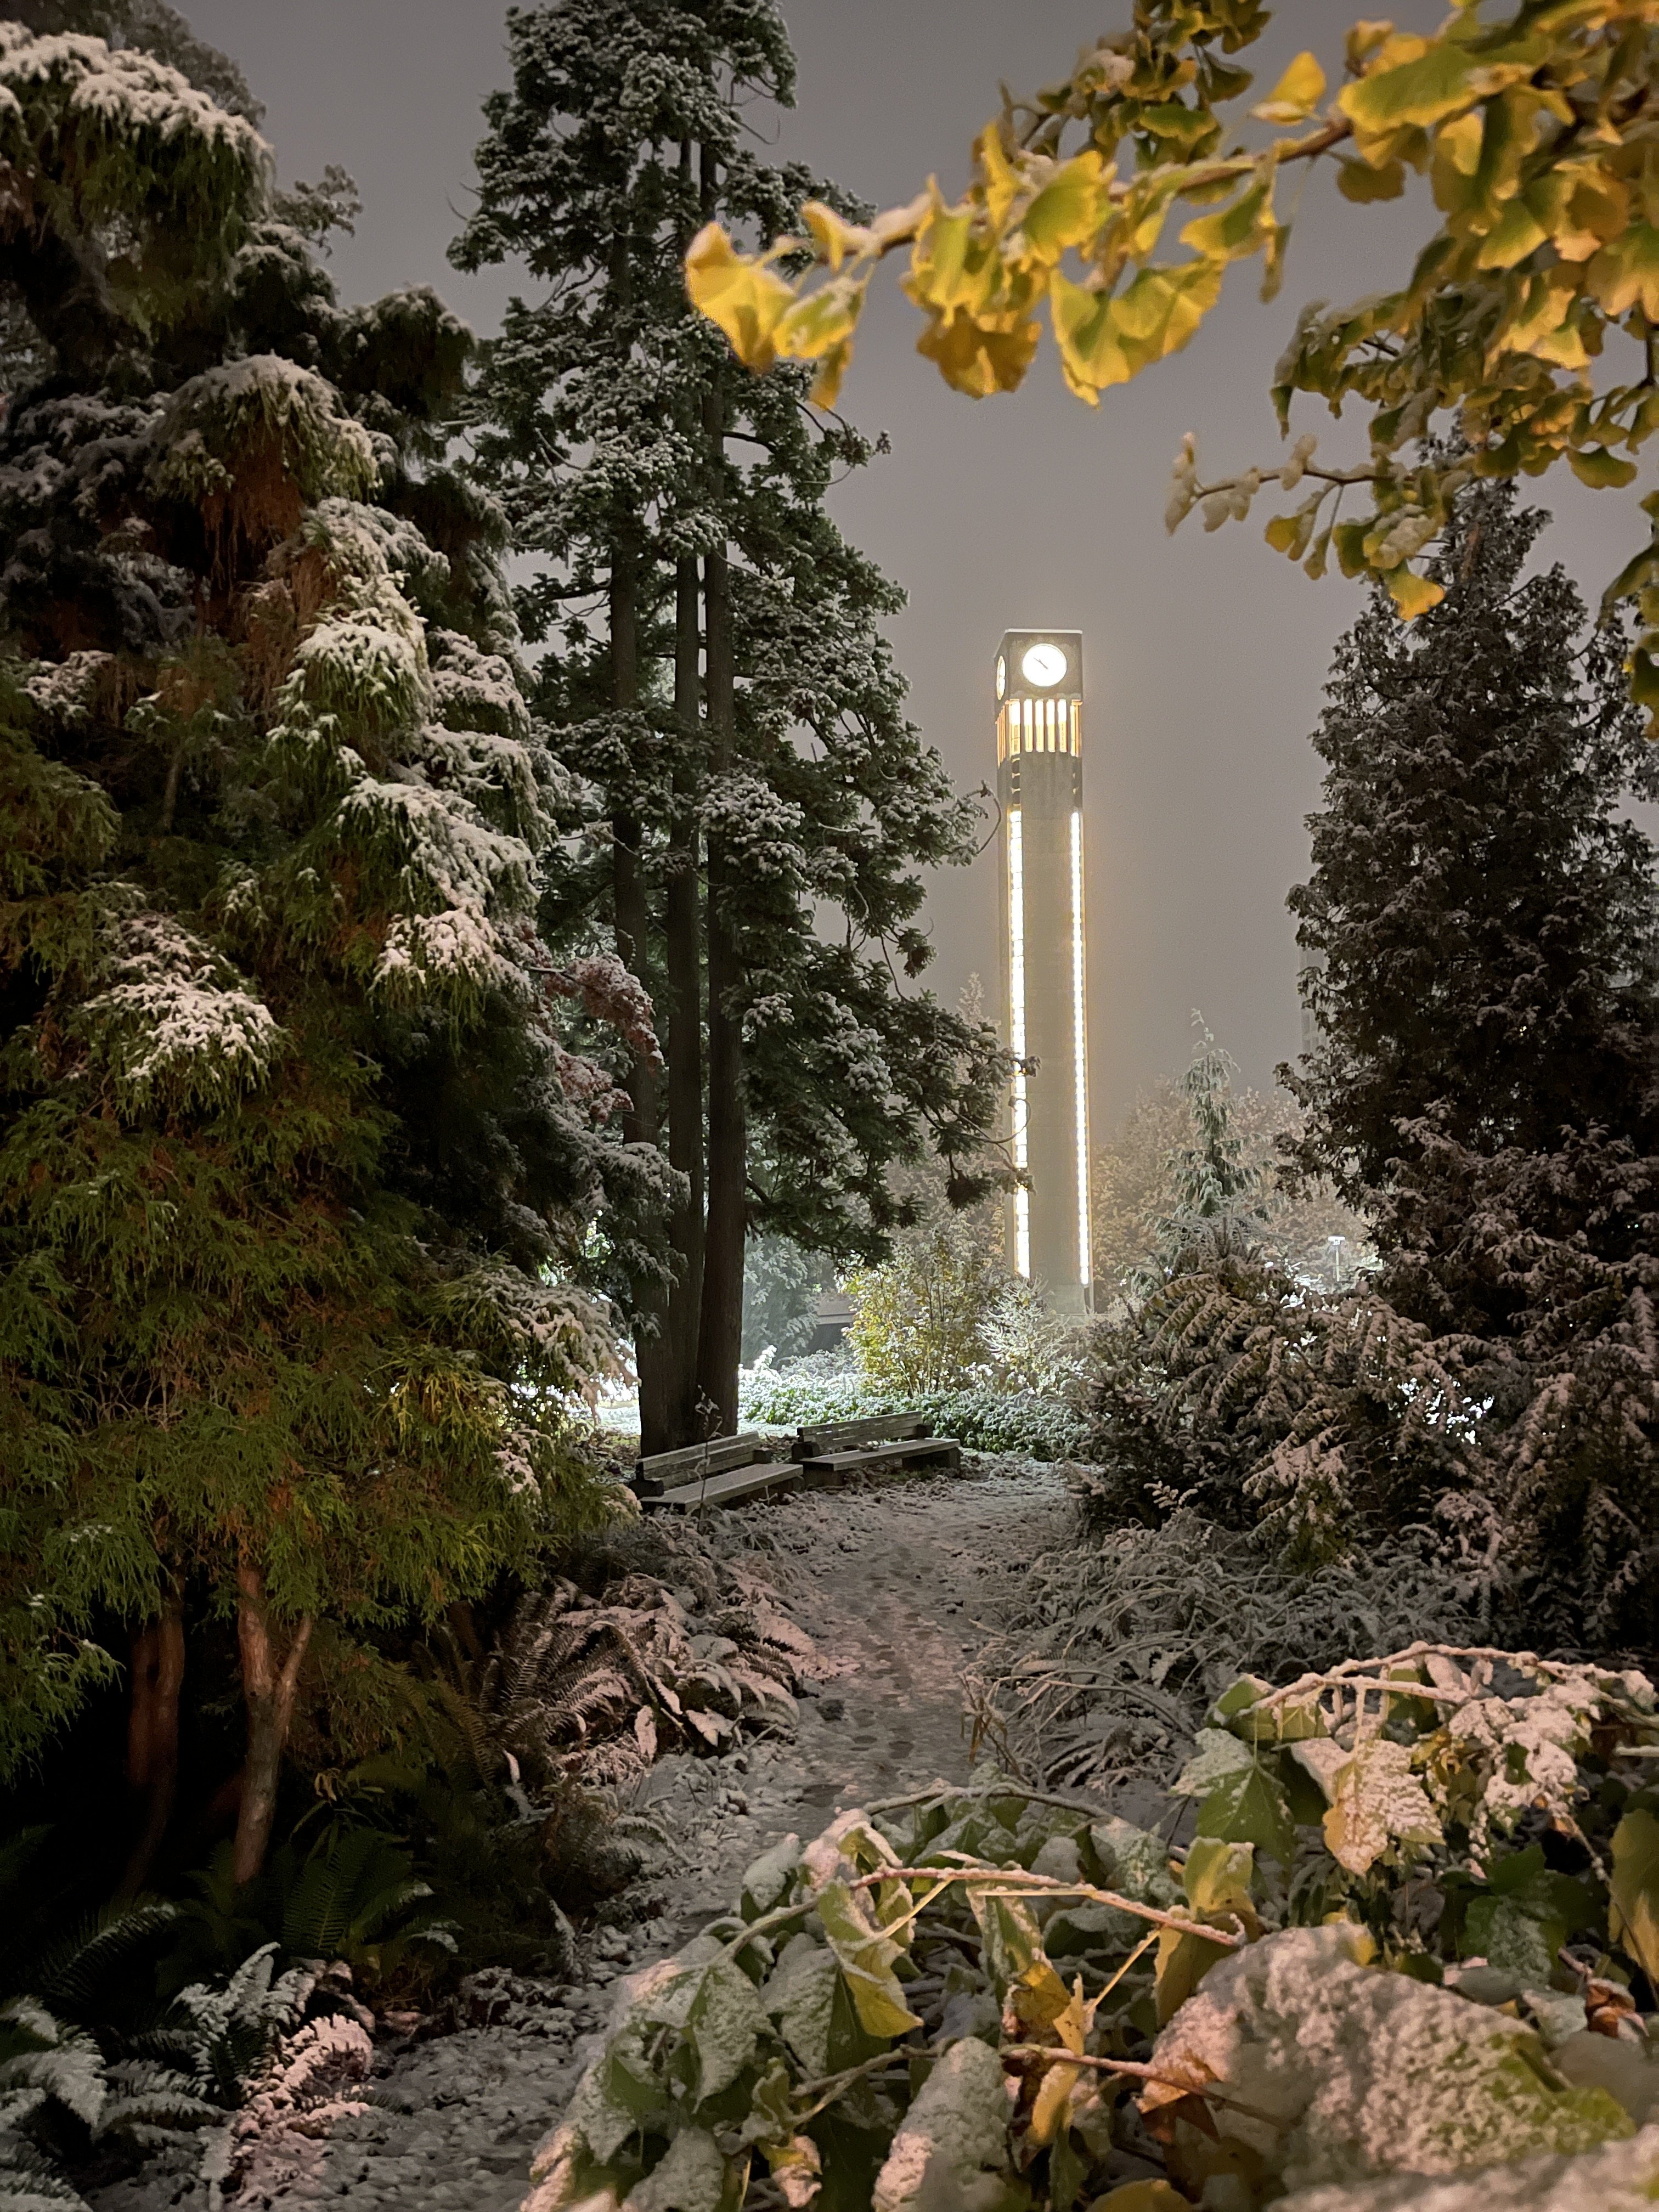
[1021,641,1068,689]
[996,654,1006,700]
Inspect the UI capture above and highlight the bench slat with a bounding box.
[644,1460,803,1511]
[789,1413,930,1460]
[800,1437,961,1488]
[635,1432,765,1491]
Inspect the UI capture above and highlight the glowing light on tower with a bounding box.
[1070,806,1091,1289]
[1007,807,1030,1278]
[995,631,1093,1314]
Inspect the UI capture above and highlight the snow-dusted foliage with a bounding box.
[0,30,637,1850]
[151,356,377,515]
[71,907,281,1111]
[0,25,266,242]
[436,1258,622,1408]
[1146,1926,1628,2194]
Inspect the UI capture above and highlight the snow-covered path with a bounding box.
[97,1462,1069,2212]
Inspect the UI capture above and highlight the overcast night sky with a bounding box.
[189,0,1637,1125]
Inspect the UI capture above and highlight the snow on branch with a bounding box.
[74,908,281,1114]
[541,951,661,1068]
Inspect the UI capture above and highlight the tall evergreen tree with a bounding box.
[1283,479,1659,1637]
[1287,478,1659,1258]
[0,28,633,1879]
[454,0,1005,1448]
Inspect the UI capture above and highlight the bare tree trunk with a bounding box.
[612,544,672,1452]
[119,1585,184,1895]
[696,532,746,1434]
[663,552,706,1446]
[232,1558,313,1886]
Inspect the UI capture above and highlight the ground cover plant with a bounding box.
[966,1505,1480,1797]
[526,1645,1659,2211]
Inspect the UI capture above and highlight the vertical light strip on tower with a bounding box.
[1007,806,1031,1278]
[1069,807,1091,1287]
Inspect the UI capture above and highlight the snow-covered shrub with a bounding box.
[969,1507,1479,1794]
[738,1359,1087,1460]
[525,1680,1659,2212]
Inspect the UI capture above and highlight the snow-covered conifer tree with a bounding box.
[1286,479,1659,1636]
[455,0,1006,1445]
[0,26,641,1880]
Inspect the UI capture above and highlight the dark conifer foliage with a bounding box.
[1287,478,1659,1247]
[0,28,633,1882]
[1279,478,1659,1637]
[454,0,1006,1447]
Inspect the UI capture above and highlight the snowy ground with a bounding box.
[94,1458,1076,2212]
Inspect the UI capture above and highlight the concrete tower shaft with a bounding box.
[995,631,1092,1316]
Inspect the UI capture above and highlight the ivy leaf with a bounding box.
[814,1881,922,2040]
[1321,1739,1441,1875]
[625,2126,742,2212]
[1610,1809,1659,1984]
[742,1836,802,1922]
[682,1959,768,2104]
[870,2035,1028,2212]
[741,2058,822,2210]
[1195,1762,1297,1869]
[965,1881,1070,2036]
[1173,1726,1256,1795]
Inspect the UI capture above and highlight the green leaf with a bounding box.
[765,1933,878,2077]
[1588,223,1659,322]
[1180,171,1274,262]
[1610,1809,1659,1984]
[682,1959,767,2103]
[1339,43,1487,137]
[1173,1726,1255,1795]
[1569,446,1639,490]
[742,1836,803,1922]
[741,2058,821,2207]
[1021,151,1109,258]
[814,1881,922,2040]
[1336,156,1406,203]
[965,1881,1070,2035]
[1183,1836,1255,1918]
[1195,1762,1296,1869]
[626,2126,743,2212]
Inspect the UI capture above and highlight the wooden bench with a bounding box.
[799,1435,962,1489]
[642,1459,804,1512]
[631,1431,766,1499]
[788,1413,932,1462]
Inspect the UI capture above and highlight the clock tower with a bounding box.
[995,630,1092,1314]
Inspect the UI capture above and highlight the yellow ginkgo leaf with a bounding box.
[683,224,794,373]
[1252,50,1327,125]
[800,200,874,272]
[1386,566,1447,622]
